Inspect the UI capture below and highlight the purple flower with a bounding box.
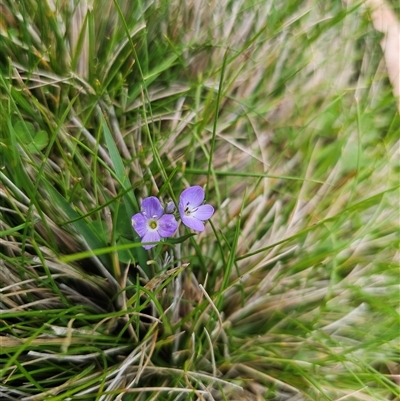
[132,197,178,249]
[179,186,214,231]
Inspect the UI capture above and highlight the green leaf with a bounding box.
[14,120,35,143]
[13,121,49,153]
[116,236,136,264]
[29,130,49,152]
[90,219,110,245]
[115,202,133,237]
[100,114,148,272]
[166,233,196,244]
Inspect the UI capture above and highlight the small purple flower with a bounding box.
[179,186,214,231]
[132,197,178,249]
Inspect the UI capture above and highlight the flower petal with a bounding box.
[179,186,205,208]
[141,230,161,250]
[165,201,175,214]
[157,214,178,238]
[131,213,148,237]
[181,214,205,231]
[192,204,214,221]
[141,197,164,218]
[178,199,185,218]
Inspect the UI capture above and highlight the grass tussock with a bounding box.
[0,0,399,400]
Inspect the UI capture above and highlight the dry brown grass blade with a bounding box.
[70,0,90,78]
[0,335,84,349]
[365,0,400,110]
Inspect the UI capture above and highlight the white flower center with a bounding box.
[184,203,197,216]
[147,218,158,231]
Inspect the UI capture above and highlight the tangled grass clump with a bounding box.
[0,0,399,400]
